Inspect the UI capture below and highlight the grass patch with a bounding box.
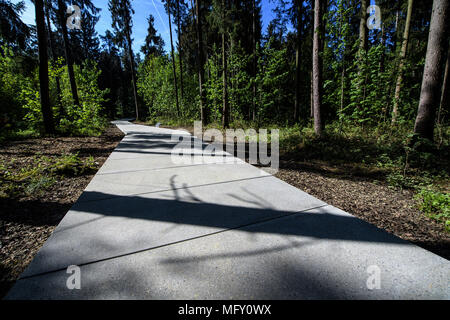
[415,188,450,232]
[0,152,98,199]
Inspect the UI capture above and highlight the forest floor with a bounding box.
[1,121,448,298]
[141,121,450,262]
[0,125,124,298]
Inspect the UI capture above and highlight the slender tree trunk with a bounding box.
[35,0,54,134]
[392,0,413,123]
[252,0,257,121]
[126,32,140,121]
[356,0,368,111]
[414,0,449,141]
[380,22,385,73]
[57,0,79,107]
[195,0,207,125]
[44,2,63,116]
[438,45,449,125]
[359,0,367,51]
[312,0,323,137]
[168,1,180,117]
[222,0,229,128]
[176,0,184,100]
[294,0,303,123]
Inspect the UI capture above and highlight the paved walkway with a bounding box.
[5,121,449,299]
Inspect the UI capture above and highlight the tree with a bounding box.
[176,0,185,99]
[108,0,140,120]
[195,0,207,125]
[140,15,165,57]
[165,0,180,117]
[293,0,303,123]
[414,0,449,141]
[56,0,80,106]
[0,0,30,50]
[312,0,323,137]
[44,0,62,115]
[35,0,54,133]
[392,0,414,123]
[358,0,368,53]
[437,45,449,125]
[221,0,228,128]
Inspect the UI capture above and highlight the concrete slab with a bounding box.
[6,205,449,299]
[19,174,326,278]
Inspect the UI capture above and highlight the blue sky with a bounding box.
[12,0,283,57]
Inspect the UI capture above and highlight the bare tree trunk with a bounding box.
[44,2,63,117]
[294,0,303,123]
[312,0,323,137]
[438,45,450,125]
[310,70,314,119]
[359,0,368,53]
[221,0,229,128]
[176,0,184,100]
[252,0,257,121]
[380,22,385,73]
[57,0,79,107]
[414,0,449,141]
[35,0,54,134]
[168,1,180,117]
[392,0,413,123]
[195,0,207,125]
[126,32,139,121]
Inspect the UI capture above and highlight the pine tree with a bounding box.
[108,0,140,120]
[35,0,54,133]
[414,0,449,141]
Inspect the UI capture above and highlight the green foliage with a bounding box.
[0,45,35,130]
[20,58,108,136]
[0,153,97,198]
[415,188,450,232]
[256,38,292,123]
[137,53,198,121]
[58,61,109,135]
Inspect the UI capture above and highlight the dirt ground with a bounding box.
[0,126,124,298]
[275,161,450,261]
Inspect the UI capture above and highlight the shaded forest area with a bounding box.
[0,0,449,247]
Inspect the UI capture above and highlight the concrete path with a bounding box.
[5,121,449,299]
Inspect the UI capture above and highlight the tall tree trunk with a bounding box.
[392,0,413,123]
[126,31,140,121]
[414,0,449,141]
[222,0,229,128]
[359,0,368,53]
[294,0,303,123]
[35,0,54,134]
[176,0,184,100]
[57,0,79,107]
[438,45,449,125]
[310,70,314,118]
[312,0,323,137]
[379,22,385,73]
[44,2,63,116]
[168,1,180,117]
[251,0,257,121]
[356,0,368,111]
[195,0,207,125]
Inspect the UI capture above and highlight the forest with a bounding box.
[0,0,449,259]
